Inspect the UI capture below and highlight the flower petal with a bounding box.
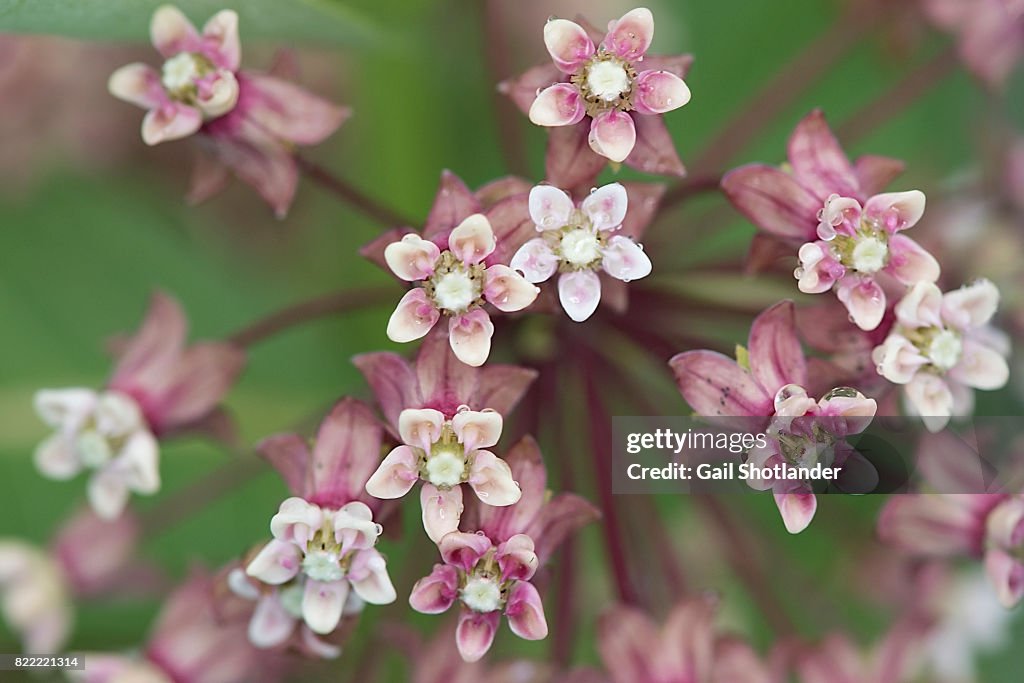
[854,155,906,195]
[387,288,440,343]
[774,489,817,534]
[141,103,202,145]
[384,234,441,281]
[505,580,548,641]
[748,300,808,395]
[467,450,521,506]
[33,435,82,481]
[546,123,607,190]
[557,270,601,322]
[985,548,1024,608]
[633,69,691,114]
[894,280,944,328]
[108,63,164,109]
[201,10,241,70]
[588,111,636,163]
[601,235,651,282]
[510,239,559,283]
[364,445,420,499]
[581,182,628,231]
[483,265,539,312]
[871,335,928,384]
[942,278,1000,330]
[150,4,200,57]
[495,534,537,582]
[623,114,686,176]
[904,374,954,432]
[835,277,886,331]
[257,433,311,499]
[721,165,822,241]
[669,351,772,418]
[86,471,131,520]
[347,548,396,605]
[309,398,385,508]
[863,190,927,232]
[119,430,161,494]
[529,84,585,126]
[949,339,1010,390]
[452,410,503,451]
[448,214,496,265]
[236,73,349,146]
[351,351,420,432]
[543,19,595,72]
[439,531,493,571]
[270,497,323,547]
[885,235,940,285]
[409,563,459,614]
[603,7,654,61]
[246,539,302,585]
[528,184,575,230]
[456,609,501,662]
[398,408,445,453]
[332,501,381,552]
[248,594,297,649]
[302,579,348,635]
[448,310,494,367]
[420,484,464,543]
[786,109,859,201]
[34,388,96,429]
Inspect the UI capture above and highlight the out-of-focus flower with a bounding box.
[796,190,938,330]
[33,292,244,518]
[794,616,931,683]
[108,5,348,216]
[501,7,692,185]
[922,0,1024,90]
[0,543,70,655]
[246,399,396,641]
[511,182,651,322]
[383,213,539,367]
[872,280,1010,431]
[408,436,598,662]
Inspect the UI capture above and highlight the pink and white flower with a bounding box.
[247,399,396,640]
[796,190,939,331]
[32,292,244,519]
[872,279,1010,431]
[510,183,651,322]
[923,0,1024,90]
[384,214,539,366]
[408,436,597,662]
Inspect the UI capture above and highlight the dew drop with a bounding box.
[590,187,598,194]
[374,523,383,535]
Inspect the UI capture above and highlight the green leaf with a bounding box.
[0,0,379,47]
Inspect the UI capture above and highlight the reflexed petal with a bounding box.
[270,497,323,546]
[854,155,906,195]
[668,351,772,418]
[863,190,927,232]
[748,301,808,394]
[597,606,661,682]
[364,445,420,499]
[557,270,602,322]
[633,69,691,114]
[420,484,464,543]
[34,388,96,429]
[588,111,636,163]
[546,122,607,190]
[495,534,537,582]
[510,239,559,283]
[108,63,164,109]
[387,288,440,343]
[86,471,131,520]
[348,548,397,605]
[384,234,441,281]
[871,335,928,384]
[33,435,82,481]
[141,103,202,145]
[528,184,574,230]
[302,579,348,635]
[878,494,997,556]
[721,165,821,241]
[452,410,503,451]
[949,339,1010,390]
[448,214,496,265]
[774,490,817,534]
[581,182,628,231]
[505,580,548,640]
[448,310,494,367]
[904,374,954,432]
[398,408,445,453]
[498,63,564,115]
[408,563,459,614]
[886,235,940,285]
[787,109,859,201]
[257,433,311,498]
[467,450,521,506]
[150,5,200,57]
[332,501,380,552]
[246,540,302,585]
[942,278,1000,330]
[603,7,654,61]
[351,351,420,432]
[624,114,686,176]
[483,265,540,312]
[249,595,297,648]
[529,84,585,126]
[601,235,651,282]
[237,73,349,146]
[439,531,493,571]
[835,277,886,331]
[894,280,944,328]
[309,398,385,508]
[542,19,595,72]
[456,609,501,662]
[201,10,241,70]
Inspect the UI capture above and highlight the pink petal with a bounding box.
[985,548,1024,608]
[510,238,558,283]
[597,606,661,682]
[601,235,651,283]
[669,351,773,417]
[581,182,629,231]
[452,410,503,451]
[529,84,585,126]
[603,7,654,61]
[871,335,928,384]
[347,548,397,605]
[398,408,445,453]
[787,109,859,202]
[481,192,535,266]
[721,165,821,241]
[748,300,808,395]
[387,288,440,343]
[862,190,927,232]
[364,445,420,499]
[448,310,494,367]
[384,234,441,281]
[633,69,691,114]
[853,155,906,195]
[941,278,1000,330]
[245,539,302,585]
[498,63,564,115]
[448,214,496,265]
[528,184,575,230]
[623,106,687,177]
[351,350,421,431]
[248,595,297,648]
[420,484,465,543]
[186,148,231,206]
[456,609,501,662]
[150,5,200,57]
[196,130,298,218]
[949,339,1010,390]
[409,563,459,614]
[257,433,311,498]
[234,73,349,146]
[149,342,246,432]
[301,579,348,635]
[505,580,548,641]
[414,330,477,416]
[542,19,595,72]
[659,597,717,680]
[309,398,384,508]
[424,170,481,239]
[201,10,241,70]
[270,497,323,547]
[894,280,944,328]
[495,534,538,582]
[526,492,599,565]
[774,490,818,534]
[589,111,636,163]
[467,450,521,506]
[475,436,547,542]
[546,122,607,190]
[484,265,539,312]
[557,270,602,322]
[439,531,493,571]
[904,373,953,432]
[835,276,886,331]
[141,103,202,145]
[108,63,164,109]
[878,494,999,556]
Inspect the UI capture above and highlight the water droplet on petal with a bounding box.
[590,187,597,194]
[456,404,471,414]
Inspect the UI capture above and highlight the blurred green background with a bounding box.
[2,0,1023,680]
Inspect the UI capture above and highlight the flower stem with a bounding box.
[295,155,415,227]
[658,173,723,213]
[227,286,398,348]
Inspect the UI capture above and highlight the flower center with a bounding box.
[586,60,631,101]
[424,446,467,488]
[161,52,209,97]
[927,329,963,371]
[425,252,484,315]
[849,236,888,274]
[76,430,113,468]
[302,549,346,583]
[559,228,603,267]
[460,576,503,613]
[572,53,637,116]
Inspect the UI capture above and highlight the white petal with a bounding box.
[118,430,161,494]
[483,265,540,312]
[904,374,953,432]
[528,184,574,230]
[420,484,464,544]
[942,278,1000,330]
[34,388,96,428]
[448,310,494,367]
[895,281,944,328]
[33,435,82,480]
[270,497,324,546]
[452,409,503,451]
[581,182,628,231]
[468,450,521,506]
[87,471,131,519]
[302,579,348,635]
[448,214,496,265]
[246,539,303,585]
[601,235,652,282]
[384,234,441,281]
[510,239,558,283]
[386,288,440,343]
[398,408,445,452]
[557,270,602,322]
[249,594,297,648]
[950,338,1010,390]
